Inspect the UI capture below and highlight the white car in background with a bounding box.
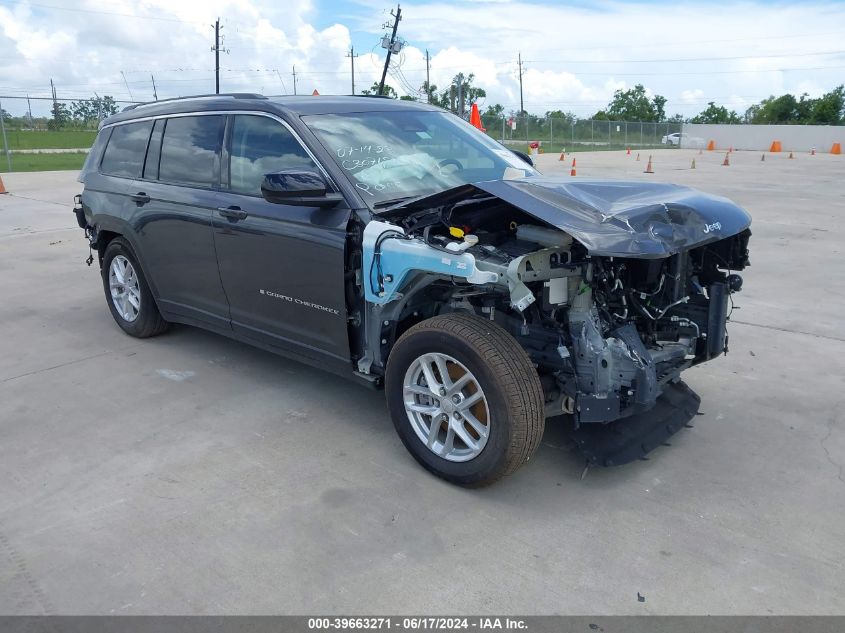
[662,132,705,148]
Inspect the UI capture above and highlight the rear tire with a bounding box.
[101,237,168,338]
[385,313,545,487]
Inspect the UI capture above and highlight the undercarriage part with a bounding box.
[706,281,728,359]
[569,380,701,467]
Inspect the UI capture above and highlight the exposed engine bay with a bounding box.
[349,181,751,430]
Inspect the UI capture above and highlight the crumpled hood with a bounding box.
[381,177,752,258]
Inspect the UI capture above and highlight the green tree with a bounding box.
[49,101,70,130]
[544,109,577,125]
[598,84,668,122]
[689,102,741,124]
[747,94,800,124]
[652,95,667,122]
[361,82,397,98]
[485,103,505,118]
[435,73,486,116]
[810,85,844,124]
[421,80,438,105]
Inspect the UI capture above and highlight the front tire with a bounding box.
[385,313,545,486]
[101,237,168,338]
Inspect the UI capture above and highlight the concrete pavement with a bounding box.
[0,151,843,614]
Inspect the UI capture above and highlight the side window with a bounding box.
[228,115,319,196]
[159,115,224,188]
[143,119,164,180]
[100,121,153,178]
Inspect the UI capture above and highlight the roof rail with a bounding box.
[122,93,267,112]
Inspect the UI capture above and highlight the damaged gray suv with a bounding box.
[75,94,751,486]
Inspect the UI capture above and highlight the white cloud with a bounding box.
[2,0,844,119]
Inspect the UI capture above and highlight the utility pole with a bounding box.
[0,98,11,172]
[292,65,297,95]
[26,94,33,128]
[378,4,402,96]
[517,52,524,115]
[151,75,158,101]
[212,18,221,94]
[345,46,359,94]
[455,73,465,117]
[49,78,60,127]
[425,49,431,103]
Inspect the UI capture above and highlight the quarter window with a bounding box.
[159,115,224,188]
[228,115,318,196]
[100,121,153,178]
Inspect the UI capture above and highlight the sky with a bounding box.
[1,0,845,119]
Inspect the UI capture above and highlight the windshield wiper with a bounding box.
[372,195,416,209]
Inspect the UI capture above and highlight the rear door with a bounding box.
[132,114,230,328]
[212,113,351,364]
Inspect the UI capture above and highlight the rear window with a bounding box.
[100,121,153,178]
[158,115,224,188]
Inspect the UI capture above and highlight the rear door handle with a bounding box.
[130,192,150,204]
[217,206,248,221]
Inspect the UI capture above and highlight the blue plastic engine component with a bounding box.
[362,220,498,305]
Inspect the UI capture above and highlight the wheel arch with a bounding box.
[92,217,162,302]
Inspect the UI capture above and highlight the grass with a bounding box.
[504,141,675,155]
[2,129,97,150]
[0,152,87,173]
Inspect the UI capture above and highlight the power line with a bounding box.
[7,1,205,24]
[523,49,845,65]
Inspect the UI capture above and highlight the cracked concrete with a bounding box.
[0,151,844,615]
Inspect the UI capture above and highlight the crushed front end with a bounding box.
[353,179,751,464]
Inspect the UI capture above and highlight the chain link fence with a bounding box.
[1,93,685,172]
[480,114,682,153]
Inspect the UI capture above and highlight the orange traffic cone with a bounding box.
[788,151,794,159]
[0,175,7,195]
[761,153,765,162]
[644,155,654,173]
[570,158,577,177]
[469,103,486,131]
[636,153,640,161]
[832,142,842,155]
[691,159,696,169]
[707,140,715,151]
[559,150,566,161]
[626,146,631,155]
[722,152,730,166]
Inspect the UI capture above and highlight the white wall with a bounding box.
[681,123,843,153]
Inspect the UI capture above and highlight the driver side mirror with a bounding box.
[511,150,534,167]
[260,169,344,208]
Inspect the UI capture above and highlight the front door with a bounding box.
[212,114,352,365]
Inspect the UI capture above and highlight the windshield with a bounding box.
[303,110,538,208]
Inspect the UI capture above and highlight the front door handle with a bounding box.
[217,206,248,221]
[130,192,150,204]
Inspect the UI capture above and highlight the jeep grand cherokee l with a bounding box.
[74,94,750,486]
